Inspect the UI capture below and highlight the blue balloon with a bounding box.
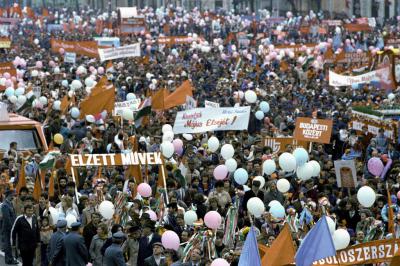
[270,204,285,218]
[5,87,14,97]
[293,148,309,167]
[260,101,270,113]
[234,168,248,185]
[255,110,264,120]
[351,83,359,89]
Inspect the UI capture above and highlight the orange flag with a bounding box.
[387,184,395,236]
[42,8,49,17]
[163,80,193,109]
[48,170,55,198]
[79,82,115,118]
[40,169,46,189]
[124,136,142,183]
[263,223,296,266]
[90,76,108,96]
[16,160,27,194]
[32,171,42,202]
[151,88,170,110]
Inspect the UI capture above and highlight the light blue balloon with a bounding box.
[255,110,264,120]
[351,83,359,89]
[293,148,309,166]
[5,87,14,97]
[234,168,248,185]
[15,87,25,96]
[270,204,285,218]
[70,107,80,119]
[260,101,270,113]
[62,80,69,87]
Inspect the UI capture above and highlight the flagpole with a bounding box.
[160,161,169,204]
[71,166,79,204]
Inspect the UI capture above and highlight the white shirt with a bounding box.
[25,215,32,228]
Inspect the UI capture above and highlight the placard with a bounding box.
[173,107,251,134]
[313,239,400,266]
[114,99,141,116]
[0,37,11,48]
[349,114,397,140]
[293,117,333,144]
[264,137,309,157]
[98,43,140,62]
[64,52,76,64]
[69,152,163,167]
[205,100,220,108]
[51,39,99,58]
[329,67,390,87]
[334,160,357,188]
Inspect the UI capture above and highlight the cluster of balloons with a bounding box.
[160,124,175,158]
[255,101,270,120]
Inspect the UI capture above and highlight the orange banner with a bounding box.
[324,50,371,65]
[344,23,371,32]
[313,239,400,265]
[0,37,11,48]
[0,62,16,77]
[263,137,309,157]
[51,39,99,58]
[270,43,317,55]
[294,117,333,144]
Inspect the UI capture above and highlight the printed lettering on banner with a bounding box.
[98,43,141,62]
[114,99,141,116]
[293,117,333,144]
[204,100,220,108]
[64,52,76,64]
[173,107,251,134]
[69,152,163,167]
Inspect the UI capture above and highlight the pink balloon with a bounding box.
[146,45,152,51]
[5,80,12,87]
[345,39,351,45]
[20,59,26,68]
[145,210,157,221]
[11,77,16,82]
[175,146,183,156]
[59,48,65,54]
[204,211,222,229]
[161,231,180,251]
[137,183,152,198]
[367,157,384,176]
[117,62,124,69]
[211,258,230,266]
[145,39,152,45]
[213,165,228,180]
[89,66,95,72]
[98,67,105,75]
[3,72,10,79]
[49,60,56,67]
[173,139,183,151]
[397,191,400,200]
[192,54,198,60]
[17,71,23,79]
[36,61,43,69]
[356,49,363,54]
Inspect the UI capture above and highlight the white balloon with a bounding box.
[208,136,220,152]
[126,93,136,101]
[54,67,60,74]
[162,124,173,133]
[263,159,276,175]
[161,142,174,158]
[277,178,290,193]
[332,229,350,250]
[253,176,265,189]
[279,152,297,172]
[99,200,115,220]
[357,186,376,207]
[86,115,95,123]
[308,160,321,177]
[326,216,336,235]
[39,96,48,105]
[65,214,77,227]
[296,162,314,181]
[292,147,309,166]
[122,109,134,120]
[225,158,237,172]
[182,133,193,141]
[84,77,95,87]
[15,87,25,96]
[62,80,69,87]
[162,131,174,142]
[31,70,39,77]
[8,95,17,104]
[388,93,395,100]
[247,197,265,217]
[220,144,234,160]
[70,107,80,119]
[244,90,257,103]
[17,95,27,105]
[71,80,83,90]
[53,100,61,110]
[184,210,198,225]
[268,200,282,208]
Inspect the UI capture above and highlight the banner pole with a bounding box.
[71,167,79,204]
[160,162,169,204]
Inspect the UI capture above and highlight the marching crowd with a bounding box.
[1,4,400,266]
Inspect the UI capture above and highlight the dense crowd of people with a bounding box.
[1,4,400,266]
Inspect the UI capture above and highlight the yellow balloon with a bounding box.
[54,133,64,145]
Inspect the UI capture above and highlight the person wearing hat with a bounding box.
[143,241,166,266]
[104,231,126,266]
[1,189,18,264]
[63,222,89,266]
[48,219,68,266]
[11,204,40,266]
[138,219,161,266]
[122,224,141,266]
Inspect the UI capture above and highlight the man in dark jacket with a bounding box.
[104,231,126,266]
[144,242,167,266]
[137,220,161,265]
[47,219,67,266]
[64,222,89,266]
[11,204,40,266]
[1,189,18,264]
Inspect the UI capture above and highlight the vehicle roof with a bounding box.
[0,113,41,127]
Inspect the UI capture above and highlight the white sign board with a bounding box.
[329,67,390,87]
[173,106,251,134]
[114,99,141,116]
[98,43,141,62]
[64,52,76,64]
[205,100,220,108]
